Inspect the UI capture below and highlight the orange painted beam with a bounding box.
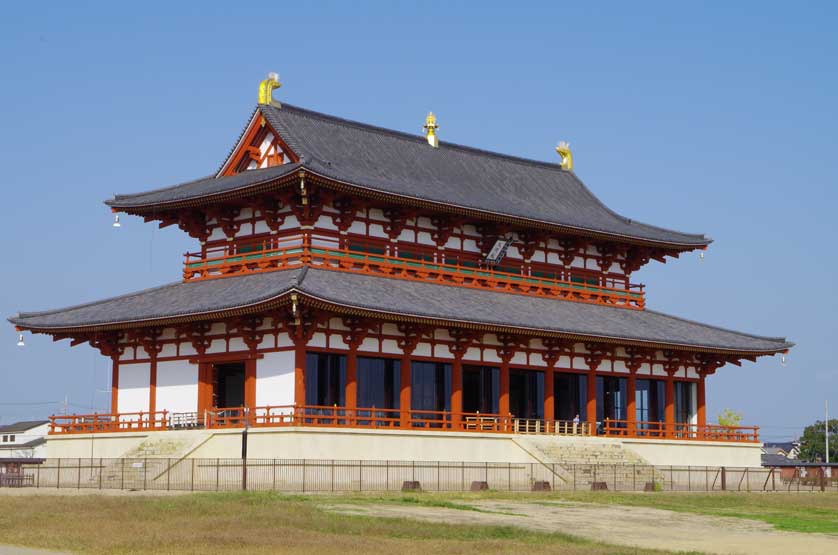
[451,358,463,429]
[294,343,306,405]
[244,359,257,408]
[586,370,597,425]
[499,361,510,416]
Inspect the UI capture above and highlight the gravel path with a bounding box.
[326,500,838,555]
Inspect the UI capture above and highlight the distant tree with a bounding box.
[717,408,743,427]
[798,419,838,462]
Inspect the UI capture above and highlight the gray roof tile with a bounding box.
[10,268,790,354]
[107,104,709,248]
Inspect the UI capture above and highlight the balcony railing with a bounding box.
[183,234,645,309]
[48,407,758,443]
[602,419,760,443]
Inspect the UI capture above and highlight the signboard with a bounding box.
[484,238,514,265]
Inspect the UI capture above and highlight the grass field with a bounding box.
[0,491,835,555]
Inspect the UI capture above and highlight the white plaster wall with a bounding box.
[119,363,150,414]
[257,351,296,407]
[156,360,198,414]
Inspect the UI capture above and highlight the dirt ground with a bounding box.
[326,500,838,555]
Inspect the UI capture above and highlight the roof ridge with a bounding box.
[273,103,577,173]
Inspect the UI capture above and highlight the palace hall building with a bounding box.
[9,75,791,466]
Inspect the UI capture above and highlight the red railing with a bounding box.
[49,411,169,435]
[602,419,760,443]
[182,233,645,309]
[48,407,758,443]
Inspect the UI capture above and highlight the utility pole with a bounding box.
[826,400,831,478]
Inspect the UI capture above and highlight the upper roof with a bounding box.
[0,421,48,434]
[9,267,791,355]
[107,103,711,249]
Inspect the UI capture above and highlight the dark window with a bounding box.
[411,361,451,412]
[675,382,694,424]
[357,356,400,410]
[596,376,627,422]
[510,369,544,419]
[348,243,386,256]
[305,352,346,407]
[212,363,245,409]
[636,379,666,423]
[463,365,499,414]
[554,373,585,421]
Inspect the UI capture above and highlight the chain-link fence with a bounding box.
[3,459,836,493]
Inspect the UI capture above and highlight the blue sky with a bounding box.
[0,1,835,440]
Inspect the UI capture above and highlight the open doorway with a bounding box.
[213,362,245,409]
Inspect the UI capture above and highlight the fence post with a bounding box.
[302,459,306,493]
[121,458,125,490]
[462,461,465,492]
[438,461,441,492]
[331,460,335,492]
[216,458,220,491]
[99,458,103,490]
[273,459,277,491]
[358,460,362,492]
[191,459,195,492]
[746,467,750,492]
[144,458,148,491]
[167,458,171,491]
[57,458,61,489]
[705,465,709,491]
[77,458,81,489]
[687,465,691,492]
[632,464,636,491]
[508,462,511,491]
[821,467,826,492]
[551,463,555,492]
[614,464,617,491]
[36,462,40,488]
[721,467,727,491]
[573,464,576,491]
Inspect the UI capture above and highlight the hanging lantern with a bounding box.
[113,214,121,228]
[16,333,25,347]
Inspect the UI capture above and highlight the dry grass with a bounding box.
[0,491,670,555]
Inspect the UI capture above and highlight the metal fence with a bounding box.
[3,459,837,493]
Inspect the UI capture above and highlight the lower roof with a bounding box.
[9,268,792,355]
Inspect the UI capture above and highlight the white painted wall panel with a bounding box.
[156,360,198,414]
[119,363,150,414]
[257,351,296,406]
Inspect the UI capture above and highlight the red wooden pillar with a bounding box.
[626,370,637,436]
[148,358,158,415]
[586,370,597,427]
[543,366,555,422]
[664,375,675,437]
[697,374,707,430]
[346,347,358,411]
[499,360,510,417]
[294,342,306,406]
[110,359,119,414]
[244,358,257,409]
[451,357,463,429]
[400,353,412,427]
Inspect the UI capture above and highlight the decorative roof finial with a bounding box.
[423,112,439,148]
[556,141,573,171]
[258,72,282,108]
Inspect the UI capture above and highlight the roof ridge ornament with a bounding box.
[556,141,573,171]
[258,72,282,108]
[423,112,439,148]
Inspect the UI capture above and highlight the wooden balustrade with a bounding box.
[182,235,645,309]
[47,406,763,441]
[49,411,169,434]
[601,419,760,443]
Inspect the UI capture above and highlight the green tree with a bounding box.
[717,408,743,427]
[798,419,838,462]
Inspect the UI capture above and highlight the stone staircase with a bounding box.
[90,431,212,489]
[514,436,663,490]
